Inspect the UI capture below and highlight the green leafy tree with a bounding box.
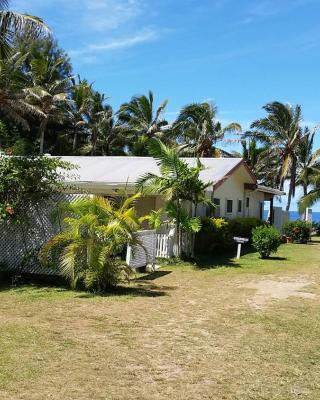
[0,0,48,58]
[250,101,304,211]
[118,90,168,155]
[174,102,241,157]
[24,54,73,154]
[0,52,44,130]
[40,194,142,291]
[296,127,320,197]
[137,138,212,257]
[0,155,74,221]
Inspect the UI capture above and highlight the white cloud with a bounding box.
[70,29,157,57]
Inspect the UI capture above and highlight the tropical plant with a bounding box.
[298,172,320,214]
[281,220,312,243]
[118,90,168,155]
[69,76,93,151]
[250,102,305,211]
[174,102,241,157]
[0,0,48,58]
[0,52,45,130]
[40,194,142,291]
[252,225,281,258]
[0,155,74,223]
[24,54,73,154]
[137,138,212,257]
[296,127,320,197]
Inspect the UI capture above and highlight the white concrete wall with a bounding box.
[213,165,264,219]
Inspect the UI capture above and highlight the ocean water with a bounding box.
[264,210,320,223]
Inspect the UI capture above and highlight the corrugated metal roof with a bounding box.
[59,156,243,187]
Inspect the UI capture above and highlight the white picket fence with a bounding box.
[156,233,171,258]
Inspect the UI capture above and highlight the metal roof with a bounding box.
[59,156,244,187]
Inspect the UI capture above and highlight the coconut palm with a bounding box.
[0,52,44,130]
[174,102,241,157]
[250,101,305,211]
[40,194,142,291]
[137,138,212,257]
[0,0,48,58]
[118,90,168,154]
[298,172,320,214]
[69,76,93,151]
[24,55,73,154]
[296,127,320,196]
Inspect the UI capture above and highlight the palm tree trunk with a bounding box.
[72,128,77,152]
[39,118,48,155]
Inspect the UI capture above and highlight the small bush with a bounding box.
[313,222,320,235]
[227,217,264,241]
[252,226,281,258]
[195,217,231,254]
[281,220,312,243]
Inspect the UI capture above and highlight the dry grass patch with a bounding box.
[0,239,320,399]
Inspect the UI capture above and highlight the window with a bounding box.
[213,198,220,217]
[238,199,242,213]
[246,197,250,208]
[226,199,233,214]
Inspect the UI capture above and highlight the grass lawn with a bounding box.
[1,239,320,400]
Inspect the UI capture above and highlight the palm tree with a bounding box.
[24,55,73,154]
[40,194,142,291]
[250,101,304,211]
[85,91,119,155]
[0,0,48,58]
[118,90,168,154]
[298,172,320,214]
[69,77,93,151]
[0,52,44,130]
[137,138,212,257]
[296,127,320,197]
[174,102,241,157]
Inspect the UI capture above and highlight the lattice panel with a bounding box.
[0,194,87,275]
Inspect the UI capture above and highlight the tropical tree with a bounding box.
[173,102,241,157]
[137,138,212,257]
[298,172,320,214]
[296,127,320,197]
[0,52,44,130]
[250,101,304,211]
[118,90,168,155]
[69,76,93,151]
[0,0,47,58]
[24,54,73,154]
[40,194,142,291]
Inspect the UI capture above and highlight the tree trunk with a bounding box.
[72,128,78,152]
[39,118,48,155]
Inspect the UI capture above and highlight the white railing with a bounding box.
[156,233,171,258]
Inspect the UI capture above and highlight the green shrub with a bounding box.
[252,226,281,258]
[227,217,264,241]
[195,217,231,254]
[281,220,312,243]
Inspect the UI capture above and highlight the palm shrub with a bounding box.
[252,226,281,258]
[137,138,212,257]
[40,194,142,292]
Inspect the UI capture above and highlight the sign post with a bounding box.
[233,237,249,259]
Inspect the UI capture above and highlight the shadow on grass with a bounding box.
[137,270,172,281]
[194,245,256,270]
[265,256,287,261]
[77,283,170,298]
[0,276,170,298]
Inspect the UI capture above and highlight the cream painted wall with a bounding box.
[213,165,264,219]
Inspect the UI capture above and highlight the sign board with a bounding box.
[233,237,249,244]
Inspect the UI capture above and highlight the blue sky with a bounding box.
[11,0,320,211]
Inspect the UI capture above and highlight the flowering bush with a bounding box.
[281,220,312,243]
